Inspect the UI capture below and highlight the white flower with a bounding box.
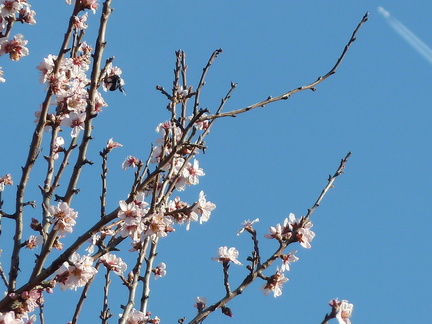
[192,191,216,224]
[237,218,259,235]
[261,268,288,297]
[56,252,97,290]
[212,246,242,265]
[100,253,127,275]
[48,202,78,237]
[152,262,167,279]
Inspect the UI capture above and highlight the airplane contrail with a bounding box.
[377,6,432,65]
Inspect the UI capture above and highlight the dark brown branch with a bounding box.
[193,49,223,114]
[201,13,369,121]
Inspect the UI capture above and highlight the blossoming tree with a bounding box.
[0,1,367,323]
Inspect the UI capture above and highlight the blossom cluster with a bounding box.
[117,190,215,243]
[0,285,54,323]
[264,212,315,248]
[147,120,206,191]
[55,252,98,291]
[0,0,35,81]
[235,216,304,298]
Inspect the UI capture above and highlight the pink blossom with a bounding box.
[73,12,88,30]
[48,202,78,237]
[237,218,259,235]
[36,54,57,84]
[0,173,13,192]
[0,34,29,61]
[25,235,43,250]
[184,159,205,185]
[212,246,242,265]
[118,200,141,220]
[56,252,97,290]
[284,213,315,249]
[1,0,22,17]
[152,262,166,279]
[122,155,139,170]
[85,233,100,254]
[191,191,216,224]
[280,250,299,272]
[261,268,288,297]
[193,113,209,130]
[106,137,122,150]
[0,311,22,323]
[121,308,148,324]
[19,6,36,25]
[167,197,197,230]
[144,211,174,238]
[329,299,354,324]
[100,253,127,275]
[61,111,86,138]
[118,200,144,240]
[264,223,283,240]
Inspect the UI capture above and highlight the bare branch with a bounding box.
[201,13,369,120]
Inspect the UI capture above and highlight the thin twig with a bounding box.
[201,13,369,121]
[187,151,352,324]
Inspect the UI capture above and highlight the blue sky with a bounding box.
[1,1,431,323]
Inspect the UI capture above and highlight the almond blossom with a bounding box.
[280,250,299,272]
[19,6,36,25]
[167,197,197,230]
[25,235,43,250]
[152,262,166,279]
[0,173,13,191]
[73,12,88,30]
[60,111,86,138]
[100,253,127,275]
[212,246,242,265]
[183,159,205,185]
[237,218,259,235]
[285,213,315,249]
[0,33,29,61]
[329,299,354,324]
[56,252,97,291]
[1,0,22,17]
[264,223,283,240]
[191,190,216,224]
[122,155,139,170]
[261,268,288,298]
[0,311,22,324]
[143,211,174,238]
[120,308,148,324]
[106,137,122,150]
[47,202,78,237]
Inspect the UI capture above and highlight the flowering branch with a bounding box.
[0,1,366,322]
[189,152,351,324]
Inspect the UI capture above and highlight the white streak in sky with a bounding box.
[377,6,432,65]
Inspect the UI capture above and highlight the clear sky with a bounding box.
[1,1,431,323]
